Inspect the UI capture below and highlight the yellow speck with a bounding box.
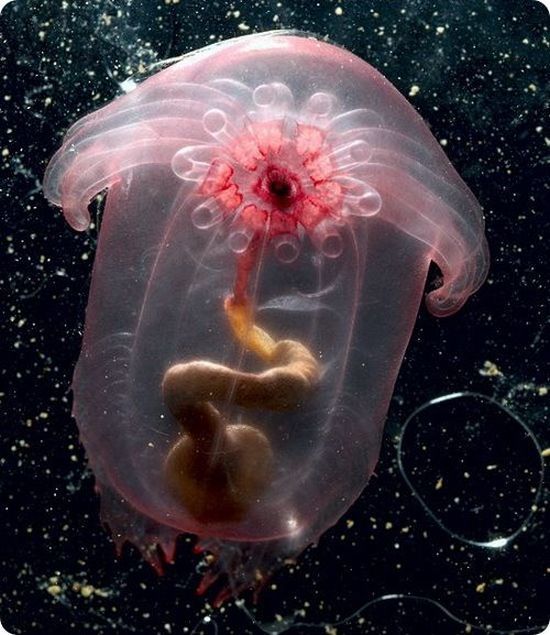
[94,588,110,597]
[99,13,112,26]
[47,585,62,596]
[335,6,343,15]
[479,360,503,377]
[435,477,443,490]
[541,448,550,458]
[476,582,486,593]
[409,85,420,97]
[80,585,94,598]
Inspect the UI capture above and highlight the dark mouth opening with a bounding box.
[269,176,293,198]
[264,167,297,209]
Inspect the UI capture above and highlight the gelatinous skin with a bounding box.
[43,30,489,604]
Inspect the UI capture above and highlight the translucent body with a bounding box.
[43,31,488,601]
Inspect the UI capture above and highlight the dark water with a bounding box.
[1,1,548,634]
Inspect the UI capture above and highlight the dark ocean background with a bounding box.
[1,1,548,634]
